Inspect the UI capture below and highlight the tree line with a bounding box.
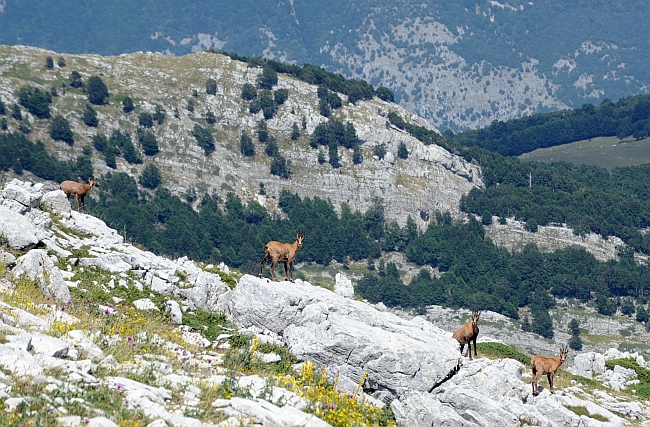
[453,94,650,156]
[214,50,394,104]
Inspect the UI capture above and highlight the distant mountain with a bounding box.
[1,0,648,131]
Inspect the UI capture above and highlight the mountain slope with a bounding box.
[0,44,480,226]
[1,1,648,130]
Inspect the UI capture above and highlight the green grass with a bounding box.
[565,405,609,422]
[479,342,530,365]
[520,136,650,170]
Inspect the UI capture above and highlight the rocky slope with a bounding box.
[0,44,481,227]
[1,179,649,426]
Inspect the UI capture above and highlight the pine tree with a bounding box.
[45,56,54,69]
[206,110,216,125]
[86,76,109,105]
[398,142,408,159]
[240,131,255,157]
[139,163,162,189]
[153,104,166,124]
[291,122,300,140]
[206,78,218,95]
[69,71,83,88]
[122,96,134,113]
[82,104,98,127]
[50,115,74,145]
[257,120,268,142]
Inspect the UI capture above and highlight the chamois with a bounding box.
[259,231,305,282]
[452,310,480,360]
[60,178,96,214]
[531,345,569,395]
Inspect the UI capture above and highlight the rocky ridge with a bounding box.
[1,178,650,426]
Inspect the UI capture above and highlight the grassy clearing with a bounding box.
[520,136,650,170]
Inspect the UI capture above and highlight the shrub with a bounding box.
[122,96,134,113]
[206,78,218,95]
[49,115,74,145]
[83,104,98,127]
[86,75,109,105]
[138,112,154,128]
[139,164,162,189]
[242,83,257,101]
[192,124,214,155]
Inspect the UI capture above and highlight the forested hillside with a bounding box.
[2,45,650,340]
[1,1,648,129]
[455,94,650,156]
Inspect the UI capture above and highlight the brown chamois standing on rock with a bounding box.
[259,230,305,282]
[60,178,96,214]
[531,345,568,395]
[452,310,480,360]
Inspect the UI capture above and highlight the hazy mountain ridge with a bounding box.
[0,1,648,130]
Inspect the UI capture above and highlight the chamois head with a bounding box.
[559,344,569,363]
[296,230,305,248]
[471,310,480,325]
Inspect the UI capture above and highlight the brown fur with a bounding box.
[259,231,305,282]
[452,311,480,360]
[531,345,568,395]
[60,178,96,214]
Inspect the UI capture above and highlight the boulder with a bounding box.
[0,205,40,250]
[212,397,331,427]
[334,272,354,299]
[12,249,71,301]
[216,275,462,398]
[41,189,71,219]
[568,352,606,378]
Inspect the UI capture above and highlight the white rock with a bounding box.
[133,298,159,311]
[12,249,71,301]
[165,299,183,323]
[41,190,72,219]
[568,352,606,378]
[0,205,40,249]
[334,272,354,299]
[217,275,462,398]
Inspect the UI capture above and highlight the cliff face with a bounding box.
[0,44,481,226]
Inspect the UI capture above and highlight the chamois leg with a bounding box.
[472,337,478,357]
[282,260,289,281]
[75,194,82,213]
[531,365,538,395]
[548,373,554,394]
[459,343,465,357]
[259,254,271,278]
[269,258,279,281]
[289,261,294,283]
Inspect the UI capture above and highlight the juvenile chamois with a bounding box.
[259,231,305,282]
[60,178,96,214]
[452,310,480,360]
[531,345,569,395]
